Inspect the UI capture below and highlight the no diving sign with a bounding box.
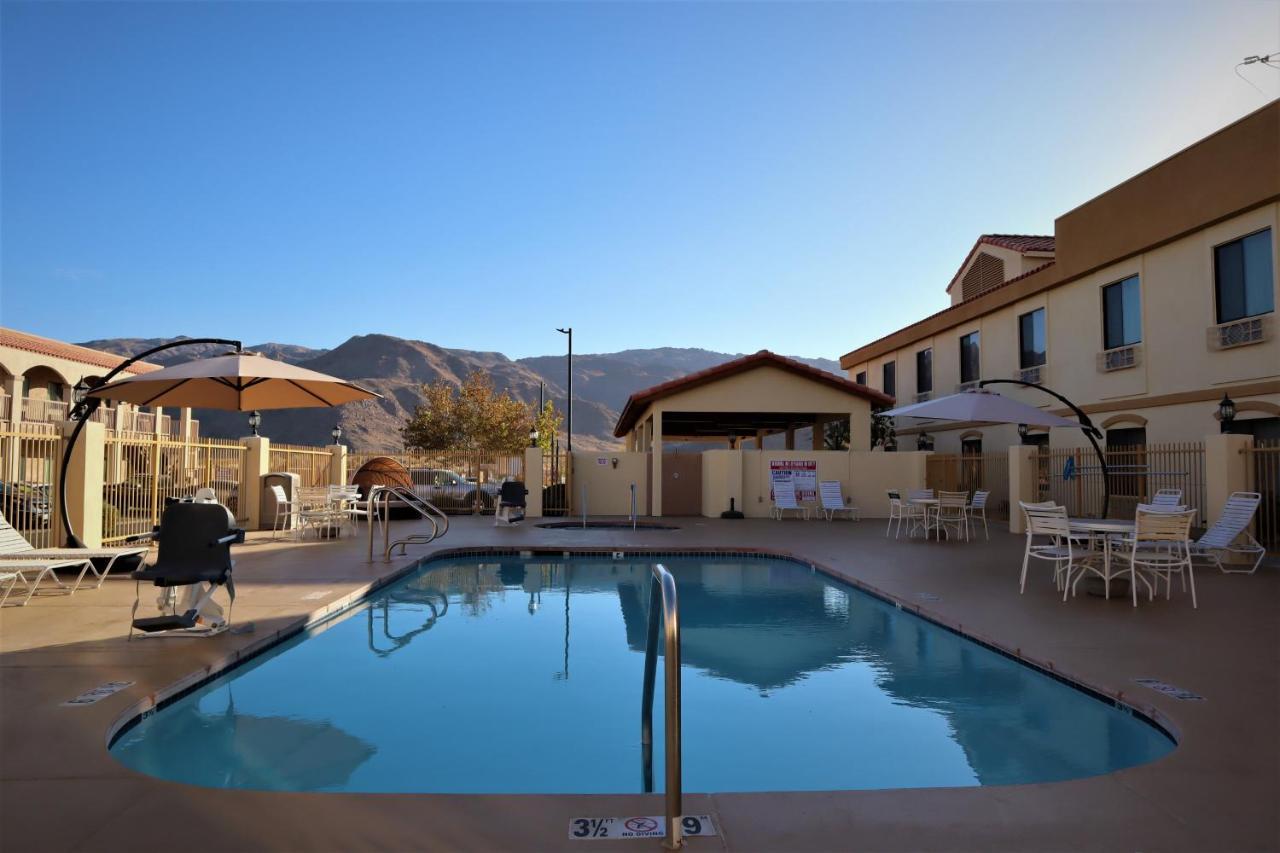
[569,815,717,840]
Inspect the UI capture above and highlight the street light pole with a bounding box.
[556,327,573,452]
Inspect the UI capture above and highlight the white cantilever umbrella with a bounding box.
[879,389,1083,428]
[87,351,380,410]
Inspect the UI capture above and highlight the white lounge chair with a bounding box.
[818,481,858,521]
[0,511,149,594]
[967,490,990,540]
[771,481,809,520]
[1190,491,1266,574]
[1115,508,1198,608]
[0,558,92,607]
[1151,488,1183,508]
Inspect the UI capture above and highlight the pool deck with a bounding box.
[2,515,1277,852]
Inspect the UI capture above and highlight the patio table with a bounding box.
[908,498,940,540]
[1067,518,1148,604]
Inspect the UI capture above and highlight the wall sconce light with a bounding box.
[1218,394,1236,434]
[611,457,619,469]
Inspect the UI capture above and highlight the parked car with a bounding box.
[409,468,502,511]
[0,481,52,529]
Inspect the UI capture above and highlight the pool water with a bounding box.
[110,555,1173,793]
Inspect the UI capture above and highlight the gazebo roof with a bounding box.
[613,350,893,437]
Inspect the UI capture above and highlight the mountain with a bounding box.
[82,335,841,452]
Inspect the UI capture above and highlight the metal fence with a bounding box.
[102,434,246,544]
[925,452,1010,520]
[349,449,526,514]
[1036,442,1206,522]
[542,450,570,516]
[269,443,333,488]
[1246,440,1280,550]
[0,425,61,548]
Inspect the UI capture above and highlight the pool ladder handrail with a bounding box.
[367,486,450,562]
[640,562,683,849]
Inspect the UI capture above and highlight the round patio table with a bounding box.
[1068,518,1143,603]
[908,498,939,540]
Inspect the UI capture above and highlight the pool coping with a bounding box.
[105,544,1180,759]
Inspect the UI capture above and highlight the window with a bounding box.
[1215,229,1274,323]
[855,371,867,386]
[916,349,932,393]
[882,362,896,398]
[959,332,980,383]
[1018,308,1046,369]
[1102,276,1141,350]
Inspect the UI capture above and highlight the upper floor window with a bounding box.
[1019,308,1047,369]
[959,331,980,383]
[882,362,896,398]
[916,348,932,393]
[855,371,867,386]
[1102,275,1141,350]
[1215,229,1274,324]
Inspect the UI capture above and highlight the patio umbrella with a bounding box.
[86,350,380,410]
[879,389,1083,428]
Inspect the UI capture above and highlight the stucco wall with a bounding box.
[570,451,648,516]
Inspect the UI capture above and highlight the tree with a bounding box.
[402,372,532,454]
[823,418,850,451]
[871,406,897,451]
[532,400,563,454]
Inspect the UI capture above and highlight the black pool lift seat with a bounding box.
[494,481,528,526]
[129,502,244,639]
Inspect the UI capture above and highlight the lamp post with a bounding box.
[248,410,262,437]
[71,378,90,415]
[917,432,931,451]
[529,427,539,448]
[1017,423,1029,441]
[555,327,573,452]
[331,424,343,445]
[1213,391,1233,432]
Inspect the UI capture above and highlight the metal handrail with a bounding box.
[366,486,449,562]
[640,562,683,849]
[630,483,637,530]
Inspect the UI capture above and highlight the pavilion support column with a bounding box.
[785,426,795,450]
[812,417,826,451]
[651,411,664,518]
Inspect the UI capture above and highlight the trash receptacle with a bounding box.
[261,472,301,531]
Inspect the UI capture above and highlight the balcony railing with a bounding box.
[21,397,69,423]
[0,395,11,421]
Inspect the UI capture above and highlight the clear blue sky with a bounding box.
[2,1,1277,361]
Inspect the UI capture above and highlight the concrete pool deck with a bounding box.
[1,516,1276,852]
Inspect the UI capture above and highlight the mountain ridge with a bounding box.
[81,334,841,451]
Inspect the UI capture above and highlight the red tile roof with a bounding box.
[945,234,1056,294]
[0,328,161,376]
[613,350,894,437]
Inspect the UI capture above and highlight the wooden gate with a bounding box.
[661,453,702,516]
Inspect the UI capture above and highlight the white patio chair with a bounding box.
[1151,488,1183,508]
[771,481,809,520]
[967,490,990,540]
[1018,502,1097,596]
[886,490,906,538]
[818,481,858,521]
[0,511,148,594]
[1115,508,1198,608]
[936,491,969,541]
[1190,491,1265,574]
[193,487,218,503]
[269,485,297,539]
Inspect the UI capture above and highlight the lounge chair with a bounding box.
[1151,488,1183,508]
[1190,491,1266,574]
[0,558,92,607]
[818,481,858,521]
[129,502,244,638]
[494,481,528,526]
[0,510,149,593]
[771,481,809,520]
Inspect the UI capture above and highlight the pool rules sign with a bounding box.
[769,459,818,501]
[569,815,717,840]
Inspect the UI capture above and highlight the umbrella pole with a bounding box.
[978,379,1110,518]
[60,337,242,547]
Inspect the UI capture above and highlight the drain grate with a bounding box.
[916,592,941,602]
[1134,678,1204,701]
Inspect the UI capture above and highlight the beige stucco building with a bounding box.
[841,101,1280,455]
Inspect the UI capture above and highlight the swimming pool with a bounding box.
[110,553,1174,793]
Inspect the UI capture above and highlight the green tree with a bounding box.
[402,372,532,454]
[532,400,563,453]
[871,406,897,450]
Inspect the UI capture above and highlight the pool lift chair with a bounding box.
[494,481,528,526]
[129,502,244,639]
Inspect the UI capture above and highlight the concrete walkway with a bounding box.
[1,516,1276,852]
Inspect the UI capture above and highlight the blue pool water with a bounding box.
[111,554,1174,793]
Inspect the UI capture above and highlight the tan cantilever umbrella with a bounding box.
[86,350,380,410]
